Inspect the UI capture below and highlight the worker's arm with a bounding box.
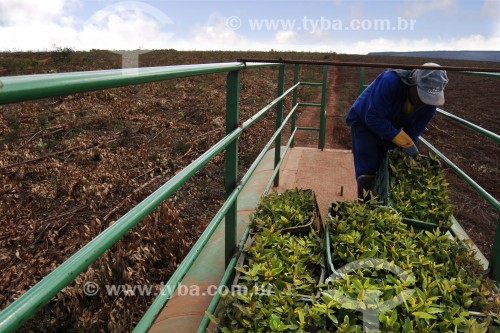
[403,106,437,143]
[393,107,436,156]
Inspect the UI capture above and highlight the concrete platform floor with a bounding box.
[277,147,357,221]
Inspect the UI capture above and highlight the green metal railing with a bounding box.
[0,61,328,332]
[358,66,500,282]
[357,67,500,94]
[2,58,498,332]
[0,63,261,104]
[435,108,500,143]
[459,71,500,78]
[290,65,329,150]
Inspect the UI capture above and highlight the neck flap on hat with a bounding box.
[391,69,418,86]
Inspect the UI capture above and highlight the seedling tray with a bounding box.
[234,207,326,304]
[250,189,322,236]
[231,246,326,303]
[324,201,497,322]
[325,201,448,276]
[324,203,395,276]
[374,152,452,231]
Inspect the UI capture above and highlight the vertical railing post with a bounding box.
[358,66,365,95]
[318,65,328,150]
[273,64,285,187]
[291,64,300,148]
[490,217,500,283]
[225,70,240,266]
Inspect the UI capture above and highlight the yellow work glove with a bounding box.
[392,130,414,148]
[392,130,419,156]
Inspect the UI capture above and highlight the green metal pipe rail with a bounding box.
[0,61,327,332]
[419,137,499,212]
[196,224,252,333]
[458,71,500,78]
[358,67,500,94]
[0,63,263,105]
[436,108,500,143]
[237,58,500,73]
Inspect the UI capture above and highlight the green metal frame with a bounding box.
[458,71,500,78]
[319,65,328,150]
[274,65,285,187]
[419,137,500,281]
[3,59,495,332]
[0,61,329,332]
[196,224,252,333]
[436,108,500,142]
[418,138,499,212]
[225,70,240,266]
[291,65,328,150]
[291,64,299,147]
[0,63,262,105]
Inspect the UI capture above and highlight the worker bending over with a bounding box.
[346,63,449,199]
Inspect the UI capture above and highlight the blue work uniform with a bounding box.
[346,70,436,178]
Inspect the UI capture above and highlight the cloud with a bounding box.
[329,34,500,54]
[308,28,331,40]
[0,0,176,51]
[86,1,174,26]
[207,33,499,54]
[1,25,71,51]
[79,1,175,50]
[174,12,291,51]
[0,0,81,51]
[180,13,328,51]
[189,13,243,47]
[0,0,67,25]
[80,7,174,50]
[0,1,498,55]
[275,30,298,43]
[401,0,455,18]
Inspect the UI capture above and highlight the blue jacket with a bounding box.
[346,70,436,143]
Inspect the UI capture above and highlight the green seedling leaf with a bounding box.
[269,314,281,331]
[412,311,436,320]
[402,317,412,333]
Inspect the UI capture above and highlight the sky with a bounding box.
[0,0,499,54]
